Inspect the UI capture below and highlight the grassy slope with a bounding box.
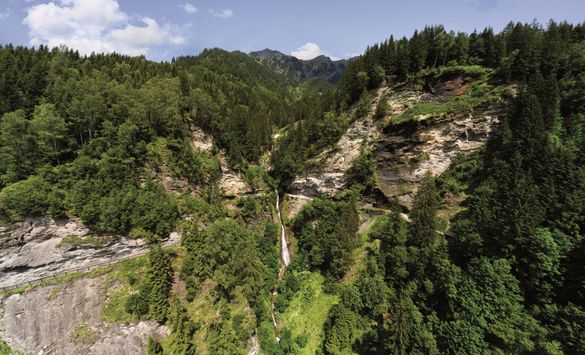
[183,283,255,353]
[280,272,338,354]
[101,255,149,323]
[343,212,382,284]
[391,65,506,125]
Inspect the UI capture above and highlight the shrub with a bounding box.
[375,99,388,119]
[146,337,164,355]
[0,176,50,221]
[124,284,150,317]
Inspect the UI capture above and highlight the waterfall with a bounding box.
[270,190,291,342]
[275,191,290,266]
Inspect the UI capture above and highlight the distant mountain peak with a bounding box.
[250,48,282,56]
[249,48,347,84]
[310,54,330,61]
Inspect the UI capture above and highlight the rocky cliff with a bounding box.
[0,217,179,289]
[190,127,253,197]
[0,275,167,354]
[288,86,386,197]
[287,72,508,210]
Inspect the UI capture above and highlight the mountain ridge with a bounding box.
[248,48,349,84]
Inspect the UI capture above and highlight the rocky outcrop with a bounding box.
[288,87,388,197]
[149,126,253,197]
[158,173,191,195]
[190,127,252,197]
[190,126,214,152]
[0,275,168,354]
[282,194,314,220]
[0,217,179,289]
[286,77,503,209]
[375,86,502,208]
[218,152,253,197]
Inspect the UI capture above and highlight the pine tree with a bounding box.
[409,172,438,249]
[147,246,173,323]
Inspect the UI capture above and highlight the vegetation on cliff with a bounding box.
[1,19,585,355]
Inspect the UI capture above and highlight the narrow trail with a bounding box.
[270,189,291,342]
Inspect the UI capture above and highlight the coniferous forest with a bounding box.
[1,20,585,355]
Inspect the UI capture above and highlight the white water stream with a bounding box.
[276,191,290,266]
[271,189,291,342]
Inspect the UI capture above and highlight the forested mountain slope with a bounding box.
[267,21,585,354]
[1,21,585,355]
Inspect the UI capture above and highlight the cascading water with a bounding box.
[276,191,290,267]
[271,189,291,342]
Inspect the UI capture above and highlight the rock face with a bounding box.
[287,77,503,209]
[190,126,214,152]
[282,194,313,220]
[190,127,252,197]
[218,152,252,197]
[288,86,388,197]
[0,275,168,354]
[375,86,502,208]
[0,217,179,289]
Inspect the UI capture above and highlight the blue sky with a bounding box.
[0,0,583,61]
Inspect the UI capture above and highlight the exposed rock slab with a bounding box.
[190,126,214,152]
[376,105,500,208]
[283,194,314,220]
[190,127,252,197]
[0,217,180,289]
[0,275,168,354]
[218,152,252,197]
[288,87,388,197]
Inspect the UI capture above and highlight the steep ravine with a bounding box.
[270,190,291,342]
[276,191,291,267]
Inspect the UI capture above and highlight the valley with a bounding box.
[1,20,585,355]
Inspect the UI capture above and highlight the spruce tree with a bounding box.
[167,296,197,355]
[409,172,438,250]
[147,246,173,323]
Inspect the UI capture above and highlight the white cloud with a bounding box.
[23,0,185,57]
[0,12,8,20]
[290,42,328,60]
[209,8,233,19]
[110,17,184,46]
[180,3,197,14]
[344,52,360,58]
